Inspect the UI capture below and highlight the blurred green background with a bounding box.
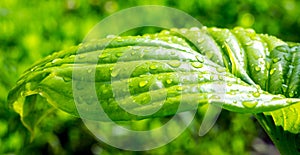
[1,0,299,154]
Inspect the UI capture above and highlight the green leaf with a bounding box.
[7,27,300,136]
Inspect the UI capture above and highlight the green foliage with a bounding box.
[1,0,300,154]
[8,26,300,154]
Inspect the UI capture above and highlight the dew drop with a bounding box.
[51,58,61,64]
[176,86,183,91]
[254,66,261,72]
[166,79,173,84]
[79,55,86,59]
[17,79,25,85]
[45,62,52,67]
[206,52,214,59]
[149,64,158,70]
[272,58,281,63]
[190,27,200,31]
[269,68,276,75]
[198,74,204,79]
[87,69,92,73]
[116,52,123,57]
[197,38,204,43]
[233,100,238,104]
[196,55,204,63]
[63,77,72,82]
[99,53,109,59]
[216,67,226,73]
[227,82,233,86]
[245,41,253,46]
[111,68,120,77]
[191,62,203,68]
[266,62,271,70]
[168,61,181,68]
[227,91,236,95]
[139,81,148,88]
[252,92,260,98]
[242,101,258,108]
[209,95,221,100]
[218,75,224,80]
[289,91,294,97]
[106,34,117,38]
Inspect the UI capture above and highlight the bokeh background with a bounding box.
[1,0,299,154]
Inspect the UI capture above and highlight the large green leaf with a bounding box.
[7,27,300,154]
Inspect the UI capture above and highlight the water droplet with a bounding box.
[161,30,170,35]
[176,86,183,91]
[269,68,276,75]
[216,67,226,73]
[191,62,203,68]
[210,75,214,80]
[227,82,233,86]
[233,100,238,104]
[252,92,260,98]
[254,66,261,72]
[190,27,200,31]
[170,51,176,55]
[209,95,221,100]
[149,64,158,70]
[99,53,109,59]
[197,38,204,43]
[198,74,204,79]
[45,62,52,67]
[218,75,224,80]
[139,81,148,88]
[166,79,173,84]
[131,51,136,55]
[206,52,214,59]
[180,28,188,33]
[106,34,117,38]
[79,55,86,59]
[196,55,204,63]
[168,61,181,68]
[245,41,253,46]
[17,79,25,85]
[242,101,258,108]
[227,91,236,95]
[51,58,61,64]
[266,62,271,70]
[102,89,109,95]
[272,58,281,63]
[116,52,123,57]
[62,76,72,82]
[87,69,92,73]
[111,68,120,77]
[289,91,294,97]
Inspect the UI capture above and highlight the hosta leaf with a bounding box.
[7,27,300,136]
